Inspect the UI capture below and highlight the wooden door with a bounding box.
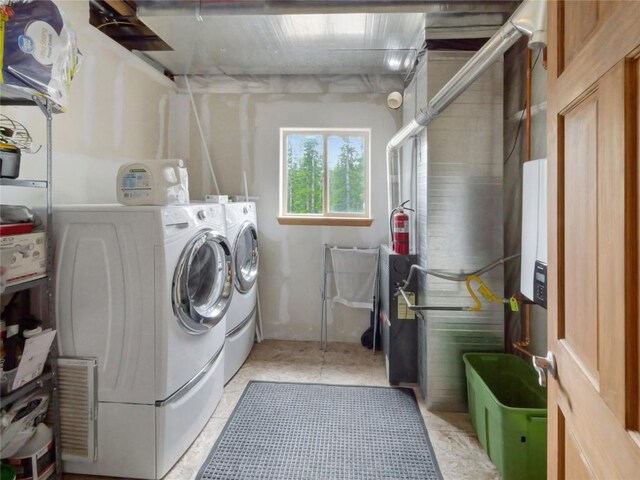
[547,1,640,478]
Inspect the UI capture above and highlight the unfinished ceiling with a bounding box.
[90,0,171,52]
[132,1,519,77]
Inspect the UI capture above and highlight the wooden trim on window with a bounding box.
[277,216,373,227]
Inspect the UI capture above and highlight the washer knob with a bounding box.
[197,210,207,220]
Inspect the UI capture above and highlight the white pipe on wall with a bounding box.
[184,75,221,195]
[386,0,548,231]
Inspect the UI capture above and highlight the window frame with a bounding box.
[278,127,372,226]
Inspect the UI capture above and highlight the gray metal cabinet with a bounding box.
[379,244,418,385]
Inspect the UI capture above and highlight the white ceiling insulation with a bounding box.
[137,1,518,77]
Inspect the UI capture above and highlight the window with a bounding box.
[279,128,371,226]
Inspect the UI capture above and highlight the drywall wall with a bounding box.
[1,0,174,208]
[503,38,548,357]
[170,78,402,341]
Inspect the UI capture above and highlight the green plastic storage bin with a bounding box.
[0,465,16,480]
[463,353,547,480]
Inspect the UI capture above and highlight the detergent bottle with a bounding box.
[117,159,189,206]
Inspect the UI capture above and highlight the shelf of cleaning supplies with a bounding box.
[2,75,62,480]
[0,371,53,409]
[2,277,48,295]
[0,84,63,113]
[0,178,48,188]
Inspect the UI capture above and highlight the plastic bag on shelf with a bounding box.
[0,390,50,459]
[0,0,82,111]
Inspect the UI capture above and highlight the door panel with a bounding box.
[637,57,640,431]
[556,3,640,113]
[598,0,622,20]
[548,1,640,479]
[596,61,632,424]
[561,1,598,68]
[562,95,599,382]
[564,425,594,480]
[560,0,620,74]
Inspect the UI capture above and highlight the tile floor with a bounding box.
[66,340,498,480]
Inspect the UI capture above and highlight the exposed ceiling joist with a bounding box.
[92,1,520,79]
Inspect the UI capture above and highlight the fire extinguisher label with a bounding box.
[395,225,408,232]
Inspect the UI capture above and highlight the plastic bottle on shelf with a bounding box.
[4,324,20,371]
[23,326,43,339]
[19,314,42,340]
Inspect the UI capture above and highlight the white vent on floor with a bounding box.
[58,357,98,462]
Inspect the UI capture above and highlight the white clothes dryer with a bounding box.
[53,204,232,479]
[222,202,258,384]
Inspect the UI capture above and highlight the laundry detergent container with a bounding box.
[463,353,547,480]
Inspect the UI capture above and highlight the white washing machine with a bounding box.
[53,204,232,479]
[222,202,259,384]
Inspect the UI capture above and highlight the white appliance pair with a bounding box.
[53,204,234,479]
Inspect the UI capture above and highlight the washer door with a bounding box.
[173,229,233,335]
[234,223,259,293]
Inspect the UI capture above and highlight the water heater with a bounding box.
[521,159,547,308]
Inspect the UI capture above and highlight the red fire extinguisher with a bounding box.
[392,205,410,255]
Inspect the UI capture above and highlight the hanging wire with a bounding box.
[504,49,542,166]
[96,20,137,30]
[401,253,522,288]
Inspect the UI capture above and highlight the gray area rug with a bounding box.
[196,381,443,479]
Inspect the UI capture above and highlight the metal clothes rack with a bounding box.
[1,85,62,479]
[320,244,380,353]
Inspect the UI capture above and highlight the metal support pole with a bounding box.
[320,244,328,351]
[47,101,62,480]
[371,258,380,355]
[36,99,62,480]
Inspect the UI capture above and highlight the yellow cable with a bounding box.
[465,276,483,312]
[465,275,503,312]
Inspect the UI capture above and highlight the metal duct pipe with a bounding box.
[138,1,519,16]
[386,0,547,222]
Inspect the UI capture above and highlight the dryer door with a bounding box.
[233,222,259,293]
[173,229,233,334]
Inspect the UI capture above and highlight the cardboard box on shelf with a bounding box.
[0,232,47,288]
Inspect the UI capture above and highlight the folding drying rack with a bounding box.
[320,243,380,352]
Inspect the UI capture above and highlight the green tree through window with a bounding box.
[282,129,369,218]
[286,135,324,214]
[328,136,365,213]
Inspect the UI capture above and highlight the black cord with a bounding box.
[503,109,526,166]
[504,49,542,167]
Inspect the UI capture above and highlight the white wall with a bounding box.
[1,0,175,208]
[172,87,402,341]
[2,2,402,343]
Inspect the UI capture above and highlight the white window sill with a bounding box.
[277,216,373,227]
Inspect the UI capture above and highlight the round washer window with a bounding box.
[173,230,233,334]
[187,240,225,314]
[234,224,258,293]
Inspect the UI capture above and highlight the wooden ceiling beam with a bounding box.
[103,0,135,17]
